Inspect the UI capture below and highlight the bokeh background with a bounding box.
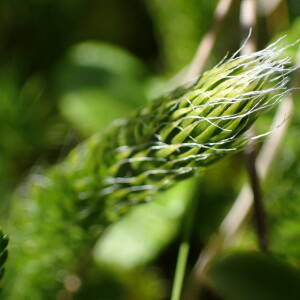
[1,0,300,299]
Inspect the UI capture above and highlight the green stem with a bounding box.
[171,241,190,300]
[171,190,199,300]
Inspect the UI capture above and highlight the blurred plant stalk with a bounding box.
[239,0,269,253]
[185,0,235,81]
[171,0,236,87]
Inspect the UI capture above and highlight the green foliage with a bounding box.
[263,92,300,260]
[76,267,167,300]
[272,17,300,63]
[94,179,195,268]
[209,251,300,300]
[55,41,148,135]
[1,1,300,299]
[0,69,66,214]
[146,0,218,72]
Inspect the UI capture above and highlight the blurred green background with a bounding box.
[1,0,300,299]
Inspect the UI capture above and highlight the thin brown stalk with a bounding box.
[240,0,269,253]
[186,0,235,80]
[245,138,268,252]
[174,0,236,84]
[240,0,257,54]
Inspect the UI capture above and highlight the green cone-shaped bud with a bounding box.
[6,42,291,299]
[86,43,290,219]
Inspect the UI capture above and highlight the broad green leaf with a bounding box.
[55,42,148,135]
[93,179,195,268]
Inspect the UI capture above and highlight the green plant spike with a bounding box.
[0,229,8,284]
[6,41,292,299]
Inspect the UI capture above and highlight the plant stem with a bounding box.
[171,0,235,87]
[245,138,268,252]
[171,242,190,300]
[240,0,269,252]
[171,189,199,300]
[186,0,235,80]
